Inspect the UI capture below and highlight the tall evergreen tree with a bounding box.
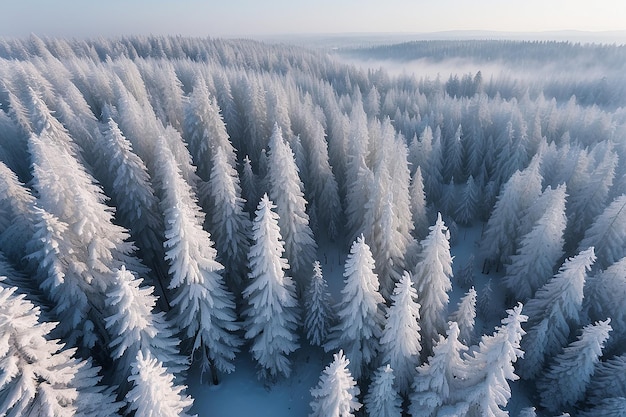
[326,234,385,380]
[449,287,477,346]
[205,146,251,292]
[266,124,317,283]
[519,247,596,380]
[155,140,240,381]
[104,266,185,391]
[578,195,626,269]
[243,194,300,380]
[503,184,567,301]
[379,271,422,395]
[409,321,469,417]
[413,213,454,353]
[537,319,612,413]
[410,166,429,239]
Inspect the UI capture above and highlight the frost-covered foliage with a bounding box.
[325,234,385,380]
[0,285,120,417]
[0,35,625,417]
[364,365,402,417]
[309,350,361,417]
[413,213,453,354]
[126,351,196,417]
[303,261,335,347]
[243,194,300,380]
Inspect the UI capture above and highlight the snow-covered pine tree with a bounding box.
[241,155,262,214]
[243,194,300,380]
[445,303,527,417]
[104,266,185,391]
[28,131,145,349]
[413,213,453,354]
[266,124,317,284]
[379,271,422,395]
[125,351,195,417]
[410,166,429,240]
[480,155,542,266]
[448,287,477,346]
[304,261,335,347]
[584,256,626,352]
[455,175,479,225]
[95,117,163,271]
[0,285,120,417]
[537,319,612,413]
[503,183,567,301]
[519,247,596,380]
[456,254,475,289]
[205,146,251,293]
[587,354,626,405]
[309,350,361,417]
[325,234,385,380]
[364,365,402,417]
[578,194,626,269]
[155,139,240,382]
[409,321,469,417]
[182,77,236,181]
[0,160,36,266]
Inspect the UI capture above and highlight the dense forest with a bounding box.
[0,35,625,416]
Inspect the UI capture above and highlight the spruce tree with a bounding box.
[309,350,361,417]
[413,213,454,353]
[379,271,422,395]
[304,261,335,347]
[364,365,402,417]
[325,234,385,380]
[243,194,300,380]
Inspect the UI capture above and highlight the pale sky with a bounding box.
[1,0,625,38]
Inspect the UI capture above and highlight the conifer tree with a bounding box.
[577,398,626,417]
[447,303,527,417]
[0,285,120,417]
[266,124,317,283]
[104,266,185,390]
[206,146,251,292]
[519,247,596,380]
[538,319,612,413]
[125,351,195,417]
[480,156,542,265]
[503,184,567,300]
[413,213,453,353]
[364,365,402,417]
[155,140,240,381]
[304,261,335,347]
[409,321,469,417]
[455,175,479,225]
[449,287,477,346]
[587,354,626,405]
[326,234,385,380]
[379,271,422,395]
[410,166,429,239]
[579,195,626,268]
[309,350,361,417]
[584,257,626,351]
[243,194,300,380]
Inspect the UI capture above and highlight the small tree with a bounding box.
[304,261,335,347]
[125,351,196,417]
[309,350,361,417]
[364,365,402,417]
[448,287,477,346]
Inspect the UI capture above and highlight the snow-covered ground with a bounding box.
[188,222,528,417]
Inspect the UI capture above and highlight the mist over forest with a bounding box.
[0,35,625,417]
